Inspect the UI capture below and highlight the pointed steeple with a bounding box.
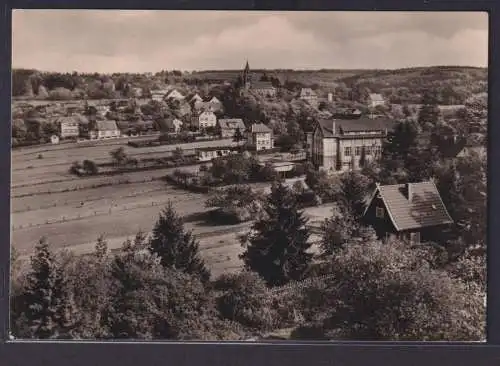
[241,59,251,88]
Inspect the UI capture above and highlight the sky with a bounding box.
[12,10,489,73]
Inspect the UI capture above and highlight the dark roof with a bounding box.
[437,136,468,158]
[219,118,245,130]
[251,123,272,133]
[316,117,395,137]
[96,120,119,131]
[367,181,453,231]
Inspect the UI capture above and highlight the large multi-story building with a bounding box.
[310,115,394,172]
[247,123,273,151]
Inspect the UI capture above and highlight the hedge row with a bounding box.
[127,135,224,148]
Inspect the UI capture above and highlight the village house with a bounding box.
[196,147,236,162]
[57,116,80,139]
[166,89,185,101]
[218,118,246,138]
[192,109,217,129]
[367,93,386,108]
[247,123,273,151]
[362,181,454,244]
[299,88,318,106]
[310,115,394,172]
[190,93,203,103]
[132,87,143,98]
[90,120,121,140]
[193,96,223,113]
[151,89,170,102]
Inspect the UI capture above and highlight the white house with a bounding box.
[299,88,318,106]
[93,120,121,139]
[166,89,185,101]
[151,89,170,102]
[368,93,386,108]
[193,110,217,129]
[248,123,273,151]
[57,116,80,139]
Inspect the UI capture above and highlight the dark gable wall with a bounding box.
[363,194,397,239]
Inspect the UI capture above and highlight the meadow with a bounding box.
[11,139,325,277]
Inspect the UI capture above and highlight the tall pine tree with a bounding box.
[149,202,210,282]
[418,90,441,132]
[23,237,60,338]
[240,180,312,286]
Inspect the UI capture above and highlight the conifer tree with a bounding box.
[418,90,441,132]
[23,237,60,338]
[240,180,312,286]
[149,202,210,282]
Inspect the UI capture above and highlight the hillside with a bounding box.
[12,66,487,106]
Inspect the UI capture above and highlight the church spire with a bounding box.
[242,60,251,90]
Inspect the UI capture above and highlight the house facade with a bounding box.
[248,123,273,151]
[218,118,246,138]
[368,93,386,108]
[197,147,236,162]
[299,88,318,106]
[363,181,454,243]
[92,120,121,139]
[151,89,170,102]
[310,116,393,172]
[193,110,217,129]
[58,117,80,139]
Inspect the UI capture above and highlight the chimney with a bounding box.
[332,120,336,135]
[328,92,333,102]
[406,183,414,202]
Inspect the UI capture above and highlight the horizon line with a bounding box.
[11,64,488,75]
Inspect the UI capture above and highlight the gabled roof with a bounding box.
[369,93,385,102]
[219,118,245,130]
[96,120,119,131]
[166,89,185,99]
[365,181,454,231]
[251,123,272,133]
[190,93,203,102]
[316,117,395,137]
[300,88,317,97]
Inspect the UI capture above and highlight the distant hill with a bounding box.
[12,66,487,105]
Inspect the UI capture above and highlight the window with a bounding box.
[410,232,421,244]
[376,207,384,218]
[344,147,352,156]
[355,146,361,156]
[365,146,372,155]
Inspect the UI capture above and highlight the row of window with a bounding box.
[344,145,381,157]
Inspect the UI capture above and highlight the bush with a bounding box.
[216,272,277,331]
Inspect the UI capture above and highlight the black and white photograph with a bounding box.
[9,10,487,342]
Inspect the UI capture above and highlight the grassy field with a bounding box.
[11,139,327,276]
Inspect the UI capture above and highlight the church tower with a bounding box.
[241,60,251,90]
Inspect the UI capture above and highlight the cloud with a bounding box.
[11,10,488,72]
